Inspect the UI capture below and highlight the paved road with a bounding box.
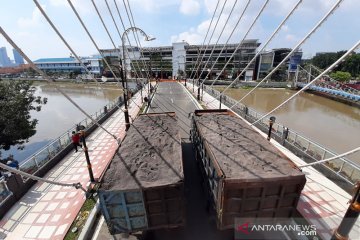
[94,82,232,239]
[147,82,200,138]
[146,82,233,240]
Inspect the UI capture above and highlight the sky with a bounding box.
[0,0,359,61]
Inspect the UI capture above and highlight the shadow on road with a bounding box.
[144,140,233,240]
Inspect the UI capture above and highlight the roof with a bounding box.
[34,57,79,63]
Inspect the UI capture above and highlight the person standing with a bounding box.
[71,131,82,152]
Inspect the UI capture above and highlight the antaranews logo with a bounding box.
[235,218,318,240]
[237,222,250,235]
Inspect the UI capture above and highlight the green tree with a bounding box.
[0,80,45,152]
[330,71,352,82]
[311,51,360,77]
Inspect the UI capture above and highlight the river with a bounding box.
[216,87,360,163]
[2,83,359,165]
[1,82,123,162]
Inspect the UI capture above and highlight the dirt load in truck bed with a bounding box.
[101,113,183,191]
[195,113,303,180]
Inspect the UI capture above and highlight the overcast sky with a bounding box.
[0,0,359,61]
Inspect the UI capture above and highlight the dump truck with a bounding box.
[190,109,306,230]
[99,112,185,234]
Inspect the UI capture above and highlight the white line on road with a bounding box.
[171,98,174,103]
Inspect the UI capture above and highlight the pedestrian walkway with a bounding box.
[0,90,143,240]
[186,82,359,240]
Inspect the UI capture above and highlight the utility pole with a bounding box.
[118,57,131,131]
[332,182,360,240]
[79,129,95,182]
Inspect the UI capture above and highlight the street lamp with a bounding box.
[76,125,95,183]
[121,27,155,130]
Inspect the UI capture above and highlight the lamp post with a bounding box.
[267,116,276,141]
[76,125,95,183]
[192,46,200,93]
[121,27,155,130]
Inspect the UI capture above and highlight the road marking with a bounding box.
[171,98,174,103]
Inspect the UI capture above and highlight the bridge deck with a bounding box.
[1,81,358,239]
[187,82,359,240]
[0,89,143,239]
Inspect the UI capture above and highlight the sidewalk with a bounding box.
[0,90,143,240]
[185,82,359,240]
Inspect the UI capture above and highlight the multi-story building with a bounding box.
[101,39,261,81]
[0,47,12,67]
[33,56,102,76]
[184,40,261,81]
[255,48,303,80]
[12,49,25,65]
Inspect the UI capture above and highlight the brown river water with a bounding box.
[215,87,360,164]
[3,82,359,165]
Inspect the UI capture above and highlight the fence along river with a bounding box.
[1,82,122,162]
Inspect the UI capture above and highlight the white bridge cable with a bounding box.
[32,0,131,119]
[104,0,142,80]
[207,0,302,98]
[34,0,138,113]
[66,0,142,109]
[200,0,270,99]
[66,0,123,87]
[0,162,87,192]
[251,39,360,126]
[201,0,251,83]
[112,0,148,82]
[195,0,240,82]
[122,0,152,80]
[189,0,220,80]
[228,0,344,109]
[0,27,119,142]
[33,0,102,87]
[191,0,228,82]
[91,0,128,78]
[298,146,360,169]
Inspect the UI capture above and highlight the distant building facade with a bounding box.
[255,48,303,80]
[0,47,12,67]
[33,56,102,75]
[0,64,31,75]
[12,49,25,65]
[101,39,261,81]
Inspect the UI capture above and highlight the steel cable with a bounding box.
[200,0,270,104]
[190,0,228,83]
[188,0,220,80]
[251,39,360,126]
[0,162,87,192]
[0,27,119,141]
[229,0,344,109]
[200,0,251,86]
[195,0,239,83]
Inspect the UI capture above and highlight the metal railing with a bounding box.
[201,84,360,186]
[19,98,122,175]
[297,82,360,102]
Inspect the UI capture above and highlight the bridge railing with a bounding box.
[19,99,122,175]
[201,84,360,186]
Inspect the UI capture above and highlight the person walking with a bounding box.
[71,131,82,152]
